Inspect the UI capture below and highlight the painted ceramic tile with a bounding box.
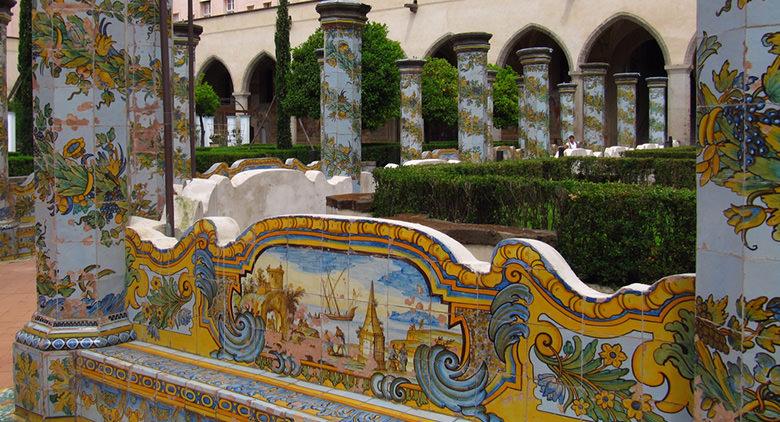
[517,77,527,149]
[615,74,639,147]
[647,78,668,144]
[519,49,552,157]
[456,50,489,162]
[0,11,10,226]
[558,83,576,141]
[322,25,363,184]
[173,33,193,184]
[582,65,608,150]
[399,64,424,163]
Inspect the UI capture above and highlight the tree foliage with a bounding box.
[283,22,404,131]
[490,64,519,129]
[421,57,458,128]
[274,0,292,148]
[13,0,33,155]
[195,82,220,146]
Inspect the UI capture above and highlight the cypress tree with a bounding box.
[14,0,32,155]
[274,0,292,148]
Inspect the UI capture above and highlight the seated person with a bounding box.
[565,135,578,150]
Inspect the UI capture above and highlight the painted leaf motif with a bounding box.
[763,56,780,104]
[738,297,774,322]
[714,61,739,93]
[724,204,767,235]
[762,32,780,55]
[756,326,780,352]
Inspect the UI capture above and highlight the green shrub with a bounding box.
[8,154,34,177]
[399,157,695,189]
[624,146,697,159]
[372,166,695,288]
[423,140,518,151]
[194,143,401,173]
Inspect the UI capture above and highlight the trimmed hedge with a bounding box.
[195,143,402,173]
[372,166,695,288]
[624,146,697,159]
[407,157,695,190]
[8,153,33,177]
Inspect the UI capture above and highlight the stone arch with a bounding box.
[197,56,235,102]
[424,32,457,65]
[498,24,572,144]
[577,13,671,67]
[497,24,573,74]
[578,14,669,146]
[683,34,697,68]
[241,52,278,144]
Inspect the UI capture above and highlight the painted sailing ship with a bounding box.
[321,269,358,321]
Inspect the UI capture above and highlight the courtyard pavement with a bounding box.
[0,258,36,388]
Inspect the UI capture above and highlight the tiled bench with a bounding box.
[75,342,463,422]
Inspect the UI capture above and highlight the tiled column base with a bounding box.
[0,221,17,260]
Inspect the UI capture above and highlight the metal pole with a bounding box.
[160,0,175,235]
[188,0,196,176]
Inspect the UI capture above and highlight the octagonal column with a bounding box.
[614,72,640,147]
[517,76,526,149]
[558,82,577,141]
[397,59,425,163]
[11,0,167,417]
[646,77,668,144]
[452,32,492,163]
[486,68,497,158]
[581,62,609,150]
[0,1,15,259]
[317,0,370,188]
[173,23,203,183]
[517,47,553,157]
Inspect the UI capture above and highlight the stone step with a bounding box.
[76,342,461,422]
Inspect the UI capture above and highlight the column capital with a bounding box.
[646,76,669,88]
[316,1,370,26]
[487,69,497,84]
[396,58,426,74]
[0,0,15,24]
[451,32,492,53]
[664,64,693,73]
[517,47,553,65]
[557,82,577,93]
[580,62,610,75]
[614,72,641,84]
[173,22,203,47]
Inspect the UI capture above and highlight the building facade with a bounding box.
[174,0,696,145]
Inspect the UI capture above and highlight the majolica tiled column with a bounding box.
[14,0,151,417]
[517,47,552,157]
[581,63,609,150]
[558,82,577,141]
[397,59,425,163]
[317,1,370,187]
[646,77,668,144]
[486,68,497,159]
[695,2,780,420]
[0,1,15,259]
[173,23,203,184]
[517,76,526,149]
[452,32,492,163]
[317,48,325,146]
[614,72,640,147]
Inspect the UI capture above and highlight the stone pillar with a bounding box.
[397,59,425,163]
[516,76,526,149]
[317,1,370,188]
[517,47,552,157]
[486,68,497,159]
[580,62,609,150]
[614,72,640,147]
[646,76,668,145]
[232,92,250,145]
[0,1,15,259]
[694,2,780,420]
[569,71,585,145]
[14,0,150,417]
[666,64,692,144]
[173,23,203,184]
[558,82,577,142]
[316,48,325,146]
[452,32,492,163]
